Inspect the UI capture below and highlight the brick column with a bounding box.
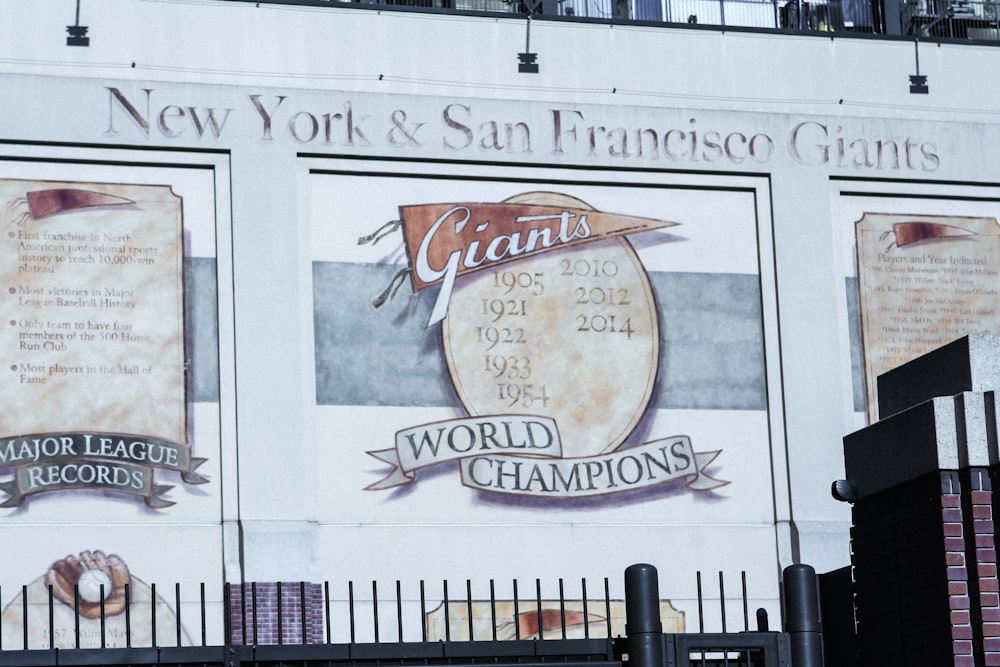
[842,336,1000,667]
[227,582,325,645]
[969,470,1000,666]
[943,481,974,667]
[849,470,967,667]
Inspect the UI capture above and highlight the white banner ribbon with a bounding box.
[366,417,727,497]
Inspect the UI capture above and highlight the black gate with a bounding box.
[0,565,807,667]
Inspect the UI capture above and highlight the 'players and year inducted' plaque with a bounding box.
[855,212,1000,421]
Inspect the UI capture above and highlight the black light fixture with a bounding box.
[909,11,951,94]
[517,50,539,73]
[909,36,928,94]
[831,479,857,503]
[67,0,90,47]
[517,0,543,73]
[518,15,539,73]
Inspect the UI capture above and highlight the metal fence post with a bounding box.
[625,564,664,667]
[783,564,823,667]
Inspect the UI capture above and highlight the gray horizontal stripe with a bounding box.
[313,262,765,410]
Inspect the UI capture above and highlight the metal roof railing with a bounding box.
[222,0,1000,41]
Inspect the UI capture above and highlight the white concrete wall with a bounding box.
[2,0,1000,636]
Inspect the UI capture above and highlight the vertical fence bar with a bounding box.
[603,578,611,639]
[581,578,590,639]
[277,581,284,645]
[48,584,54,649]
[490,580,497,641]
[696,571,704,633]
[223,583,230,648]
[466,580,473,641]
[324,581,331,644]
[251,582,257,646]
[201,582,207,646]
[741,572,749,632]
[719,571,727,633]
[240,581,247,645]
[175,582,181,647]
[396,580,403,643]
[47,584,56,648]
[559,579,566,639]
[372,580,379,643]
[73,584,80,648]
[301,581,308,645]
[23,585,29,650]
[443,580,450,642]
[419,580,427,642]
[100,584,106,648]
[535,579,542,640]
[150,583,156,647]
[348,581,356,644]
[125,582,132,647]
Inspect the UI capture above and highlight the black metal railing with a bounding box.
[221,0,1000,40]
[0,565,805,667]
[901,0,1000,37]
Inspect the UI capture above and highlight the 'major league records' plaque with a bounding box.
[1,180,206,507]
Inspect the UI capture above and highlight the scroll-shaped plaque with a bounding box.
[0,179,202,507]
[855,213,1000,421]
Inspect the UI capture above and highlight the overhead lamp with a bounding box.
[67,0,90,47]
[517,3,542,73]
[518,51,539,73]
[909,11,952,94]
[909,36,928,94]
[831,479,856,503]
[908,73,928,94]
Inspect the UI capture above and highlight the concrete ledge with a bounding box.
[845,390,999,499]
[878,334,1000,418]
[844,397,958,499]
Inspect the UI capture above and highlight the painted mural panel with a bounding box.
[306,158,786,603]
[0,159,225,516]
[834,181,1000,421]
[0,150,233,648]
[1,179,199,507]
[424,598,684,640]
[1,549,192,649]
